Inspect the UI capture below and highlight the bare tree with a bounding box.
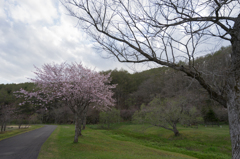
[62,0,240,157]
[0,105,13,132]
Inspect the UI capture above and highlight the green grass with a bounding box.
[38,125,196,159]
[0,124,44,141]
[100,124,232,159]
[38,124,231,159]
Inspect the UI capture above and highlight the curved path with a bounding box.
[0,125,57,159]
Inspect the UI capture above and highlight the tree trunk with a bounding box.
[228,14,240,159]
[82,115,86,130]
[77,117,82,137]
[173,123,179,136]
[82,106,88,130]
[74,114,82,143]
[3,123,6,132]
[228,69,240,157]
[227,86,240,159]
[1,123,3,132]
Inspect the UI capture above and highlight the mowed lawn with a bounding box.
[38,124,231,159]
[106,124,231,159]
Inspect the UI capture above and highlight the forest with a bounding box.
[0,46,230,133]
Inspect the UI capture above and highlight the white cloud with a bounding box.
[0,0,135,84]
[5,0,59,25]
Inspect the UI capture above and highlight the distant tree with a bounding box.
[85,105,100,124]
[120,109,136,121]
[180,106,203,129]
[107,69,134,109]
[16,62,116,143]
[133,68,190,105]
[214,106,228,123]
[102,68,150,110]
[133,73,164,105]
[99,108,120,129]
[0,104,13,132]
[204,109,219,126]
[133,96,202,136]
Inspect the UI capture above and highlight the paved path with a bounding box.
[0,125,57,159]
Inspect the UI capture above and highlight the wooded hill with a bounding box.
[0,46,230,128]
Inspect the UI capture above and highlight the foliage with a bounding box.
[133,96,202,136]
[204,109,219,124]
[120,109,137,121]
[99,108,120,128]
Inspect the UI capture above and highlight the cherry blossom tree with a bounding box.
[16,62,116,143]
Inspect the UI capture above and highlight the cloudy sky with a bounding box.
[0,0,232,84]
[0,0,142,84]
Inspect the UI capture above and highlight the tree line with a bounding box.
[0,46,230,133]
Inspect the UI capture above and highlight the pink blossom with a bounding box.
[15,62,116,113]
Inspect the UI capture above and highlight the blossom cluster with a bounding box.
[15,62,116,111]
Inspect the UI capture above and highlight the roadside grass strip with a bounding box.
[0,125,44,141]
[39,125,196,159]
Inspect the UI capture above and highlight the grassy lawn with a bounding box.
[102,124,231,159]
[38,125,196,159]
[39,123,232,159]
[0,124,44,141]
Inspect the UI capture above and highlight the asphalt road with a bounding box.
[0,125,57,159]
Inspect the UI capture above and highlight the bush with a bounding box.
[99,108,120,128]
[120,109,136,121]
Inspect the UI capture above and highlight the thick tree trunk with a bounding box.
[227,88,240,159]
[228,68,240,157]
[228,14,240,159]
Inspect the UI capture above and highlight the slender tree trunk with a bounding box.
[82,115,86,130]
[173,123,179,136]
[82,106,88,130]
[228,14,240,159]
[71,103,90,142]
[74,114,82,143]
[1,123,3,132]
[77,117,82,137]
[3,123,6,132]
